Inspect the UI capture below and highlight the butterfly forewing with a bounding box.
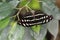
[16,10,53,27]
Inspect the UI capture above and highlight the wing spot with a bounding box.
[46,16,48,18]
[23,23,26,26]
[22,20,24,22]
[43,20,45,23]
[46,19,49,22]
[26,23,29,26]
[44,16,46,18]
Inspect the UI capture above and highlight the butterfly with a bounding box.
[15,8,53,27]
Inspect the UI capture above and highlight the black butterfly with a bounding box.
[15,8,53,27]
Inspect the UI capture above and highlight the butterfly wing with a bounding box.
[17,10,53,27]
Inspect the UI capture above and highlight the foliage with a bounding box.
[0,0,60,40]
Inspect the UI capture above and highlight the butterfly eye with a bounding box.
[16,10,53,27]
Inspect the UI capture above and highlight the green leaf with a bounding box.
[8,21,17,40]
[30,25,47,40]
[16,25,25,40]
[42,0,60,39]
[0,0,2,2]
[8,21,25,40]
[31,25,41,34]
[17,0,29,8]
[9,21,17,34]
[0,17,10,31]
[28,0,42,10]
[43,37,47,40]
[47,19,58,39]
[0,2,14,20]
